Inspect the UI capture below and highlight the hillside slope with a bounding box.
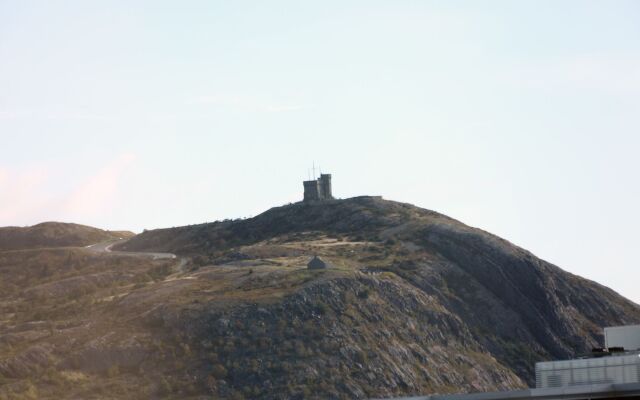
[1,197,639,399]
[0,222,133,251]
[119,196,640,385]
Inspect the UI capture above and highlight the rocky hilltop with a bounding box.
[0,222,133,251]
[1,197,639,399]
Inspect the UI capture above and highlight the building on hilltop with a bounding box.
[307,256,333,270]
[303,173,333,202]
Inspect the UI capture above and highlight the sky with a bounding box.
[1,1,639,303]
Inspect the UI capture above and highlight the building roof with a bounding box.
[379,383,640,400]
[307,256,332,269]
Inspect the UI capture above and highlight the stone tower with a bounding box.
[319,174,333,199]
[303,173,333,202]
[303,179,321,202]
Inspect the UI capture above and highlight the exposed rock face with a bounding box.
[157,277,525,399]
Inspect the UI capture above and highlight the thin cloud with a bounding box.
[0,109,113,121]
[0,111,22,120]
[43,111,113,121]
[63,153,136,218]
[0,153,136,227]
[189,94,250,106]
[0,166,51,225]
[265,105,304,113]
[507,53,640,93]
[189,94,304,113]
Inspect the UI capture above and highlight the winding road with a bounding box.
[84,239,177,260]
[85,238,189,273]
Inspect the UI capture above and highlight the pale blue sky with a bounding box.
[1,1,639,303]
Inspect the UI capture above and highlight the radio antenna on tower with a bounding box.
[312,162,316,180]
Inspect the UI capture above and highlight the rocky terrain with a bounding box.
[1,196,639,399]
[0,222,133,251]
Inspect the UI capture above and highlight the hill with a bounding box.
[0,222,133,251]
[117,197,640,387]
[1,197,639,399]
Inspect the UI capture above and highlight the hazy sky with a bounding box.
[1,1,639,303]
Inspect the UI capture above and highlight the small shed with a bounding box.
[307,256,332,270]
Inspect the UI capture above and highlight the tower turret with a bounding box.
[303,180,321,202]
[319,174,333,199]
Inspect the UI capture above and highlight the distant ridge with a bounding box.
[0,221,133,251]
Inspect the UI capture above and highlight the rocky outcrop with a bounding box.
[153,276,524,399]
